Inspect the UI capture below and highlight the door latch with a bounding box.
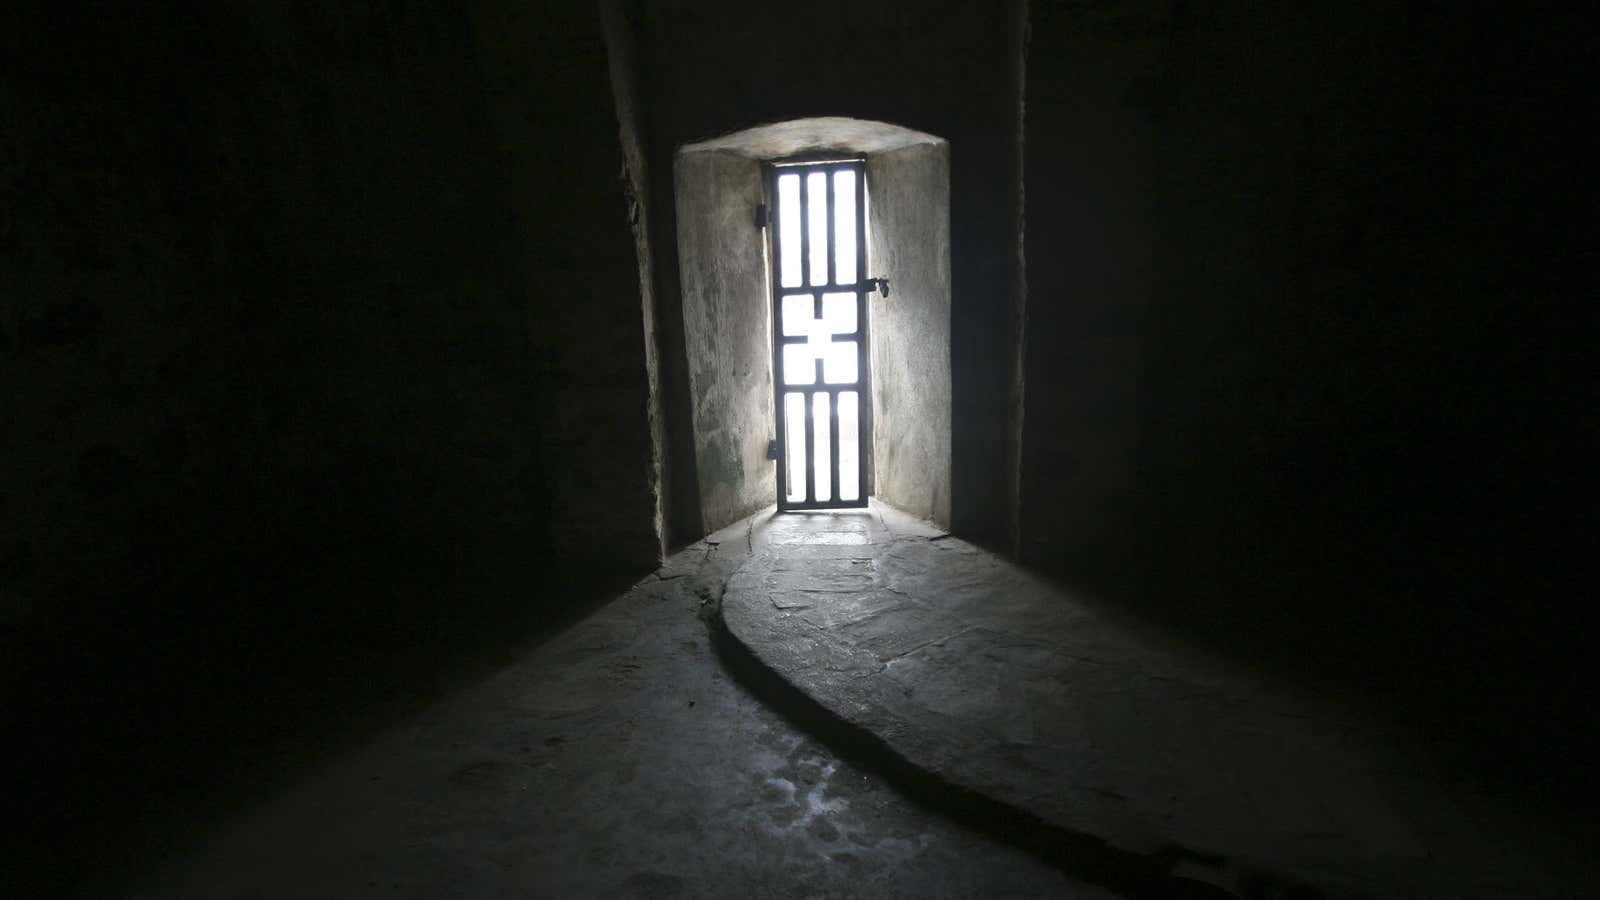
[766,439,778,460]
[865,277,890,297]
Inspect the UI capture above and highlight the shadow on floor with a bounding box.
[8,552,648,897]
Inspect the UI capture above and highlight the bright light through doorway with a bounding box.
[774,166,866,506]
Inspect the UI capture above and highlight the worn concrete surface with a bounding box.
[125,514,1120,900]
[721,503,1594,899]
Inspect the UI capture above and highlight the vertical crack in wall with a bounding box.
[600,0,668,562]
[1007,0,1032,558]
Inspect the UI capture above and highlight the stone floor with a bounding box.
[126,513,1121,900]
[126,502,1591,899]
[721,502,1593,899]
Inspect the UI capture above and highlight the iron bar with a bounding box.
[803,386,817,503]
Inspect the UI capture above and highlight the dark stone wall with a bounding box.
[4,1,655,888]
[622,0,1025,548]
[1019,1,1166,568]
[472,0,662,567]
[1020,1,1590,800]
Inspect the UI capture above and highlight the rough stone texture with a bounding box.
[122,527,1117,900]
[721,504,1594,899]
[867,145,952,526]
[673,150,776,534]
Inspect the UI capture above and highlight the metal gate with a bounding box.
[768,159,874,510]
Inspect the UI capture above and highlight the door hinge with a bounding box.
[755,203,768,229]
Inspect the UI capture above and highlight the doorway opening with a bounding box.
[673,117,951,537]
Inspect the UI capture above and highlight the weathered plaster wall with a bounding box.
[673,150,775,533]
[868,145,952,526]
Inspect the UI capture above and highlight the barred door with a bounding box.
[768,159,871,510]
